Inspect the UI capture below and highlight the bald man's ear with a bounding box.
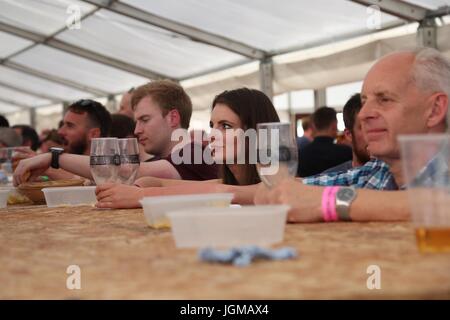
[427,93,448,129]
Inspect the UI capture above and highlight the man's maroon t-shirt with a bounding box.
[146,142,218,181]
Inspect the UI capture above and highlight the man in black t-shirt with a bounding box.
[297,106,352,177]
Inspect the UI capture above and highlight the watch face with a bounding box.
[337,188,356,201]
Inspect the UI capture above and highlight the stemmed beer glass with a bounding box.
[117,138,140,185]
[90,138,120,185]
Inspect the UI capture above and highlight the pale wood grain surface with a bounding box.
[1,205,449,299]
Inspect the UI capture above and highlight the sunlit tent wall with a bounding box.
[1,0,449,134]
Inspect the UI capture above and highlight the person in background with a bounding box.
[39,128,51,143]
[336,132,351,147]
[110,113,153,162]
[0,127,22,184]
[12,125,40,152]
[0,115,9,127]
[9,125,41,166]
[117,87,135,120]
[297,106,352,177]
[39,129,65,153]
[12,100,111,183]
[58,99,112,155]
[323,93,370,173]
[296,116,313,151]
[110,113,136,139]
[0,127,22,148]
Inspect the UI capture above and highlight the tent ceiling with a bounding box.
[0,100,22,113]
[0,84,52,107]
[0,0,96,36]
[0,0,449,115]
[122,0,399,53]
[406,0,450,10]
[0,65,93,101]
[56,9,249,79]
[10,45,149,94]
[0,31,32,57]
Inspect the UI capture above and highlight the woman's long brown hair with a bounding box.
[211,88,280,186]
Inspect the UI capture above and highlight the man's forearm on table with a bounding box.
[44,167,77,181]
[350,190,410,221]
[59,154,93,179]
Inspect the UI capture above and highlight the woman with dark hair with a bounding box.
[93,88,281,208]
[210,88,280,186]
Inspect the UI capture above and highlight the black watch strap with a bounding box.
[50,148,64,169]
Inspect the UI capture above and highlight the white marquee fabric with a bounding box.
[0,0,449,117]
[185,22,450,110]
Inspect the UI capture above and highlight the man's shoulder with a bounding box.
[317,141,352,160]
[331,143,352,154]
[299,141,313,153]
[316,158,387,177]
[303,158,392,188]
[297,136,310,143]
[300,138,323,152]
[297,136,311,150]
[322,160,353,174]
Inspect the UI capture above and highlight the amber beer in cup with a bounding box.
[416,228,450,253]
[399,134,450,253]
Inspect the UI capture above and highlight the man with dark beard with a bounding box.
[58,99,112,155]
[12,100,111,183]
[323,93,370,173]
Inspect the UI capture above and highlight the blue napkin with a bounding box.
[199,246,297,267]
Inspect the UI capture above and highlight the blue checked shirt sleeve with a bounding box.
[302,159,393,189]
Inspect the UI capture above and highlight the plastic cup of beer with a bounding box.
[11,146,32,171]
[399,134,450,253]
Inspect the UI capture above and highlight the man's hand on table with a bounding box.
[13,153,52,186]
[254,178,324,223]
[95,183,146,209]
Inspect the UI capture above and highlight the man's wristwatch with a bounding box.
[49,147,64,169]
[335,186,357,221]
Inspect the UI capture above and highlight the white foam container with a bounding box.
[167,205,290,248]
[0,188,11,208]
[139,193,234,229]
[42,186,97,207]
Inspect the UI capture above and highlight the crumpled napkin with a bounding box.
[198,246,297,267]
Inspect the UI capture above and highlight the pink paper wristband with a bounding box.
[321,186,340,222]
[328,187,339,221]
[321,187,331,221]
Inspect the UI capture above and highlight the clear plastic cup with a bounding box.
[0,147,32,184]
[399,134,450,253]
[0,187,12,208]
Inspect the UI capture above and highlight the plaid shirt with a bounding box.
[303,158,399,190]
